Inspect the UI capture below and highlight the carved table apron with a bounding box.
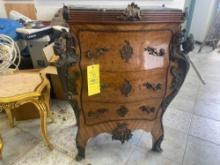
[54,3,194,161]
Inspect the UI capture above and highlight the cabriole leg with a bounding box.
[5,108,15,128]
[151,110,164,152]
[34,100,53,150]
[75,128,89,161]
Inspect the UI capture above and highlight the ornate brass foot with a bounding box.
[151,109,164,153]
[75,144,85,161]
[152,134,163,152]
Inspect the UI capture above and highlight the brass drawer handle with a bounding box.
[143,82,162,91]
[88,108,108,118]
[117,106,129,117]
[120,79,132,97]
[139,106,155,114]
[86,48,109,59]
[120,40,133,63]
[145,47,165,56]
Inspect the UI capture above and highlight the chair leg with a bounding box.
[5,108,15,128]
[34,101,53,150]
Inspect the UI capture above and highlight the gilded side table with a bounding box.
[0,72,54,150]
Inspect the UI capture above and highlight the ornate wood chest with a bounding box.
[54,3,194,161]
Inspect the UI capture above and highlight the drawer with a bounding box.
[79,30,172,71]
[83,99,162,125]
[83,68,167,102]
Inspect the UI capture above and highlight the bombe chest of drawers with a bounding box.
[54,3,194,161]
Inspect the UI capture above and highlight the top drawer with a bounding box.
[78,30,172,72]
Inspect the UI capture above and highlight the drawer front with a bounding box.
[83,99,162,125]
[83,69,167,102]
[79,30,172,71]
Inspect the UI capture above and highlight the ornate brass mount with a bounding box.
[161,31,194,111]
[117,106,129,117]
[53,30,79,97]
[86,48,109,59]
[144,47,165,57]
[120,41,133,63]
[88,108,108,118]
[120,79,132,97]
[143,82,162,91]
[117,2,141,21]
[139,106,156,114]
[112,123,133,144]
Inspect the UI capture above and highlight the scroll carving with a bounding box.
[112,123,132,144]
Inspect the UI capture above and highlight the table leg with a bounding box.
[34,101,53,150]
[43,84,54,123]
[5,108,15,128]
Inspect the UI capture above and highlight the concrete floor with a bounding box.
[1,46,220,165]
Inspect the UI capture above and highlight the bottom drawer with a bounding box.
[83,99,162,125]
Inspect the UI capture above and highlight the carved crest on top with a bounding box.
[118,2,141,21]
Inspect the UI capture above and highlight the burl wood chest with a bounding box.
[54,3,194,161]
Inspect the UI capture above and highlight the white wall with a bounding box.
[0,0,6,17]
[190,0,218,42]
[35,0,186,20]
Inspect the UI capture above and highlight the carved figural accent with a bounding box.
[143,82,162,91]
[117,2,141,21]
[62,5,69,21]
[53,30,79,96]
[139,106,155,114]
[86,48,109,59]
[112,123,133,144]
[53,30,80,121]
[145,47,165,57]
[161,31,194,111]
[117,106,129,117]
[88,108,108,118]
[120,40,133,63]
[155,31,194,152]
[120,79,132,97]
